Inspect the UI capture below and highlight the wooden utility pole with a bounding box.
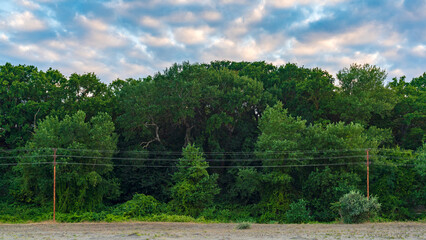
[366,149,369,200]
[53,148,57,223]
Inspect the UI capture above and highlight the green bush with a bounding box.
[302,167,360,222]
[335,190,381,223]
[114,193,163,218]
[0,203,52,223]
[285,199,311,223]
[258,211,279,223]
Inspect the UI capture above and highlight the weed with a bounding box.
[236,222,251,229]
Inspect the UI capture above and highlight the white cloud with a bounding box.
[3,11,46,31]
[249,0,266,23]
[224,1,266,38]
[117,58,153,79]
[220,0,247,4]
[201,11,222,21]
[76,15,127,49]
[412,44,426,57]
[0,33,8,41]
[167,11,197,23]
[290,5,330,29]
[389,68,405,78]
[77,15,108,31]
[5,42,61,62]
[140,16,163,28]
[290,24,402,56]
[202,33,287,62]
[338,51,382,67]
[164,0,212,5]
[16,0,41,9]
[267,0,346,8]
[174,26,214,45]
[140,33,175,47]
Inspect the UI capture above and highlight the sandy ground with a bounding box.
[0,222,425,240]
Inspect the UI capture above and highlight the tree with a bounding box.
[371,148,420,219]
[0,63,63,148]
[254,102,390,221]
[54,72,113,119]
[303,167,360,221]
[389,74,425,149]
[255,102,306,214]
[14,111,119,212]
[336,63,397,126]
[413,143,426,211]
[170,144,219,216]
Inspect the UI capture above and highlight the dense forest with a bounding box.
[0,61,424,223]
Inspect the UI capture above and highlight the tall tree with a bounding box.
[254,102,390,221]
[0,63,64,148]
[170,144,219,216]
[336,63,397,126]
[389,74,425,149]
[14,111,119,212]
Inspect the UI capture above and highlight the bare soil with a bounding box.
[0,222,425,240]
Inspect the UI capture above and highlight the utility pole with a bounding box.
[53,148,57,223]
[366,149,369,200]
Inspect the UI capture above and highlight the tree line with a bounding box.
[0,61,424,222]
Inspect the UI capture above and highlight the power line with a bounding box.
[0,153,416,163]
[1,161,365,168]
[57,147,373,155]
[0,155,53,159]
[2,160,422,168]
[1,147,375,155]
[43,154,366,162]
[0,162,53,166]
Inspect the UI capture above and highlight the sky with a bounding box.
[0,0,425,83]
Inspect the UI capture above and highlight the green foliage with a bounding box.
[285,199,311,223]
[371,148,420,220]
[0,61,424,223]
[114,193,164,217]
[0,63,62,148]
[389,74,425,150]
[14,111,119,212]
[254,102,385,222]
[170,144,220,216]
[303,168,360,221]
[0,63,113,149]
[229,168,262,204]
[336,63,397,126]
[335,191,381,224]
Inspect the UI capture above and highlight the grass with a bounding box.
[236,222,251,229]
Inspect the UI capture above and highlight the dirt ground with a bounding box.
[0,222,425,240]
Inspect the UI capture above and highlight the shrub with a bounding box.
[285,199,311,223]
[258,211,279,223]
[302,167,360,222]
[236,222,251,229]
[335,190,381,223]
[114,193,163,218]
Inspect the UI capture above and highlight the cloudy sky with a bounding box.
[0,0,425,83]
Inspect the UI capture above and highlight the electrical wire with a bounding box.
[0,155,53,159]
[38,154,366,162]
[0,161,367,168]
[1,147,374,155]
[2,160,422,168]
